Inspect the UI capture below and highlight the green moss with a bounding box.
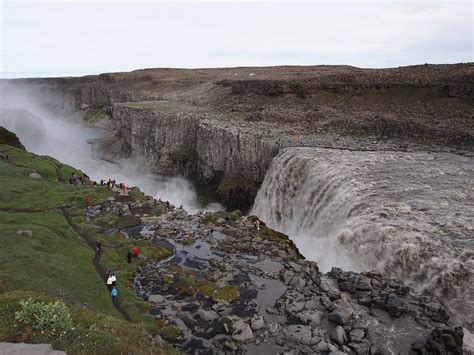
[196,283,214,298]
[155,319,181,343]
[83,107,110,123]
[202,210,242,225]
[129,187,147,202]
[213,285,240,302]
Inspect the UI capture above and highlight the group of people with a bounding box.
[99,179,128,193]
[127,246,139,263]
[99,244,140,304]
[68,174,129,195]
[69,173,86,186]
[0,154,9,160]
[106,271,119,304]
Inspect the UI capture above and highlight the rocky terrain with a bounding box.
[83,196,465,354]
[6,63,473,211]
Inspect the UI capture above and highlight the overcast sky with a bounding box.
[0,0,472,78]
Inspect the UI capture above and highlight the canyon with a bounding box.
[1,63,473,353]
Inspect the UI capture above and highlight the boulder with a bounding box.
[330,325,346,345]
[297,310,324,326]
[232,319,254,342]
[250,315,265,331]
[385,293,407,317]
[29,172,42,179]
[283,325,317,346]
[329,307,353,325]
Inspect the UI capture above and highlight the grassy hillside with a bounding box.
[0,130,177,354]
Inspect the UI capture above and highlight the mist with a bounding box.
[0,81,221,214]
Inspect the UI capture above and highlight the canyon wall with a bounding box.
[105,102,277,212]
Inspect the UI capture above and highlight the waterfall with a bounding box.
[252,147,474,329]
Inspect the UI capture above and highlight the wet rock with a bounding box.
[385,293,407,317]
[348,342,370,355]
[232,319,253,342]
[297,310,324,326]
[198,309,219,322]
[224,340,238,351]
[268,322,280,336]
[329,307,353,325]
[314,341,329,351]
[349,328,365,343]
[304,298,320,310]
[250,315,265,331]
[283,325,315,345]
[330,325,346,345]
[422,326,464,354]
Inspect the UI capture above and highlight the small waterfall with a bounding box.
[252,147,474,329]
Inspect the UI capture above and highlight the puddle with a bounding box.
[249,274,287,324]
[255,259,283,274]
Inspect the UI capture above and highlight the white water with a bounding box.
[0,82,221,214]
[252,147,474,328]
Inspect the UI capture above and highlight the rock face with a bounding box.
[0,126,25,150]
[102,102,275,212]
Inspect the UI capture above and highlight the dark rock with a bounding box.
[385,293,407,317]
[349,328,365,343]
[329,307,353,325]
[330,325,346,345]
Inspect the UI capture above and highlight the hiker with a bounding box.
[131,246,139,260]
[111,272,117,286]
[128,203,132,211]
[111,287,118,304]
[95,241,102,259]
[100,179,104,186]
[255,219,260,231]
[106,272,114,291]
[122,183,127,193]
[127,250,132,263]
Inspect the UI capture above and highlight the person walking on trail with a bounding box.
[111,272,117,286]
[127,250,132,263]
[106,272,114,291]
[95,241,102,259]
[111,287,118,304]
[255,219,260,231]
[132,246,139,261]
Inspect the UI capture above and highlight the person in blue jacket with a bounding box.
[111,287,118,304]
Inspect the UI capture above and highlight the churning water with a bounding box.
[252,147,474,328]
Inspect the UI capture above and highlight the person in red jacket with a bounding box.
[131,246,139,261]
